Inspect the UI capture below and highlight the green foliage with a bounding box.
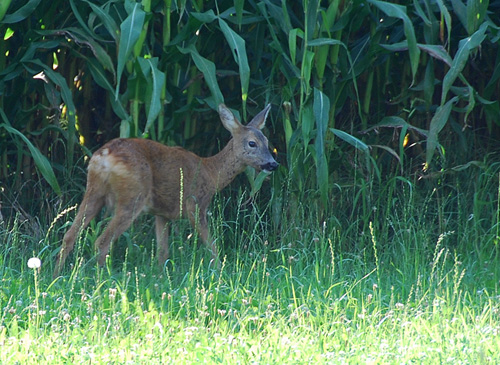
[1,160,500,362]
[369,0,421,81]
[1,0,500,212]
[0,119,61,195]
[2,2,500,360]
[1,1,500,288]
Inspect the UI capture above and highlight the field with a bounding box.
[2,0,500,363]
[2,164,500,364]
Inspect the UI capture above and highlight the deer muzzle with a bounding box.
[261,161,279,172]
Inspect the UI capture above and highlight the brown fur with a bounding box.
[53,104,278,276]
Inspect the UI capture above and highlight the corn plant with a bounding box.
[1,0,500,214]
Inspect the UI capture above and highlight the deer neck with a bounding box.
[204,139,246,192]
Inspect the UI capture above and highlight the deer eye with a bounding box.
[248,141,257,148]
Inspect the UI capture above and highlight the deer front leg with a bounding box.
[155,215,170,267]
[188,207,220,268]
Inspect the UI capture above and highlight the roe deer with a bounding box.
[53,104,278,276]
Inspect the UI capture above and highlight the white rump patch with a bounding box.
[89,149,131,180]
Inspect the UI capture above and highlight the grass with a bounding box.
[1,167,500,363]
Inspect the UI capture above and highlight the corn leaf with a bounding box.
[178,44,224,106]
[115,1,145,98]
[313,88,330,204]
[1,0,41,24]
[137,57,166,136]
[441,22,487,105]
[466,0,489,35]
[368,0,420,81]
[0,112,61,195]
[85,0,120,42]
[330,129,370,153]
[234,0,244,28]
[436,0,452,47]
[301,105,314,150]
[219,18,250,117]
[27,59,77,167]
[426,96,458,168]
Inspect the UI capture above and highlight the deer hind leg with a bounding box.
[94,195,147,266]
[54,190,105,277]
[155,215,170,267]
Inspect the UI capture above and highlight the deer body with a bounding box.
[54,104,278,276]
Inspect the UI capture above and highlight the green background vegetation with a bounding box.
[1,0,500,362]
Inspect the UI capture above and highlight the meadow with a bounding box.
[2,0,500,363]
[2,162,500,364]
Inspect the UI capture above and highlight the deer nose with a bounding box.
[261,161,279,172]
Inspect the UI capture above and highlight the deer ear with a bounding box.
[218,104,243,134]
[247,104,271,130]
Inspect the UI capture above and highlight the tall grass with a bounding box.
[1,163,500,363]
